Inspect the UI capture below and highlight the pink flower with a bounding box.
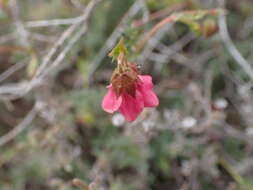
[102,75,159,122]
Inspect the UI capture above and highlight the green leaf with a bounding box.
[108,38,127,60]
[182,20,201,34]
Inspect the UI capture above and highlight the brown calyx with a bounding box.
[110,53,139,97]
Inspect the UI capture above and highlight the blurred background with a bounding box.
[0,0,253,189]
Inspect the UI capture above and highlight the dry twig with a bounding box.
[0,0,103,99]
[218,0,253,82]
[0,102,38,146]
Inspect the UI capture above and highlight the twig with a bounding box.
[9,0,30,47]
[34,0,101,78]
[40,24,89,78]
[136,15,177,51]
[0,60,27,83]
[218,0,253,82]
[153,33,195,64]
[148,33,194,74]
[34,24,78,78]
[136,9,221,51]
[25,16,85,28]
[0,0,103,99]
[137,22,173,66]
[0,103,38,146]
[29,32,57,43]
[148,51,189,66]
[132,2,189,27]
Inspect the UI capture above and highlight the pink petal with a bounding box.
[119,91,144,122]
[102,85,122,113]
[137,75,159,107]
[138,75,153,89]
[139,89,159,107]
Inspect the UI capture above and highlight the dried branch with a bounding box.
[218,0,253,82]
[0,60,27,83]
[25,16,85,28]
[132,2,189,27]
[9,0,30,47]
[0,0,103,99]
[0,102,38,146]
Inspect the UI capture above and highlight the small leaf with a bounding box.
[108,38,127,60]
[182,20,201,34]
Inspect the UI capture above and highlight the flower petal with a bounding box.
[138,75,153,89]
[119,91,144,122]
[102,86,122,113]
[140,89,159,107]
[138,75,159,107]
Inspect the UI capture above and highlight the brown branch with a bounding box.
[132,1,190,27]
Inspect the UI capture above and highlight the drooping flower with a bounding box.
[102,52,159,122]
